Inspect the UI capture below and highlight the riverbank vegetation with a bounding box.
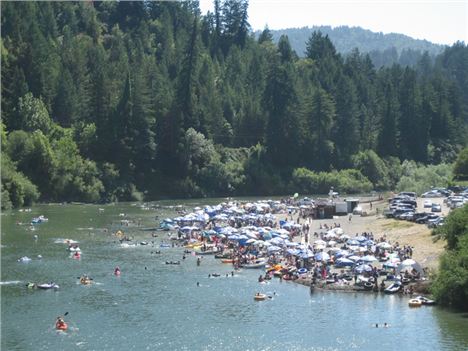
[1,1,467,209]
[431,204,468,311]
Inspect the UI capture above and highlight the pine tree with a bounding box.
[333,76,359,167]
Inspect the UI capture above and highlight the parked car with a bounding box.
[416,214,439,224]
[398,212,415,220]
[411,212,431,222]
[353,206,363,215]
[423,200,432,208]
[398,192,417,199]
[428,217,444,228]
[393,208,413,218]
[421,190,444,198]
[431,204,441,212]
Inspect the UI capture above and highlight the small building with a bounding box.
[314,199,335,219]
[345,198,360,213]
[335,201,348,215]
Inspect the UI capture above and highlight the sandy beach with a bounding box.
[288,196,447,272]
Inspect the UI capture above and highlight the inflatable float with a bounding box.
[254,293,268,301]
[408,298,422,307]
[55,322,68,331]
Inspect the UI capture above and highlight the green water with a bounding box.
[2,201,468,350]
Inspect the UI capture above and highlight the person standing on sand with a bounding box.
[349,214,352,222]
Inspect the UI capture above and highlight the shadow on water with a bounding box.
[433,306,468,351]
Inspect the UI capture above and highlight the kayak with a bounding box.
[221,259,234,263]
[56,322,68,331]
[37,283,59,290]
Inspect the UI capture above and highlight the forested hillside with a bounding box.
[264,26,445,67]
[1,1,467,208]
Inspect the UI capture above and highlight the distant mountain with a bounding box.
[261,26,445,66]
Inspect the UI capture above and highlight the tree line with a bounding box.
[264,25,444,68]
[1,1,467,208]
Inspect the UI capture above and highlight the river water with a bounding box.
[2,200,468,351]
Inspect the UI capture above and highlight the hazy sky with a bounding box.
[199,0,468,45]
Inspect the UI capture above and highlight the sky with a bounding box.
[199,0,468,45]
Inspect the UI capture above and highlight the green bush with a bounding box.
[396,161,452,195]
[291,167,373,194]
[431,205,468,310]
[352,150,390,190]
[1,156,39,209]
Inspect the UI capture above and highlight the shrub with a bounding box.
[396,161,452,195]
[291,167,373,194]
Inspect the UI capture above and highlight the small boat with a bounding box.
[254,293,267,301]
[120,243,137,248]
[221,259,234,264]
[408,298,423,307]
[242,259,268,269]
[194,249,218,255]
[140,227,158,232]
[140,241,149,245]
[384,282,401,294]
[415,296,436,305]
[17,256,32,263]
[37,283,59,290]
[160,243,171,248]
[401,277,411,285]
[215,253,231,259]
[31,215,48,224]
[165,261,181,265]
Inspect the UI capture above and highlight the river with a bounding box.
[2,200,468,350]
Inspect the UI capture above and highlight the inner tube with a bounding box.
[56,322,68,331]
[298,268,308,274]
